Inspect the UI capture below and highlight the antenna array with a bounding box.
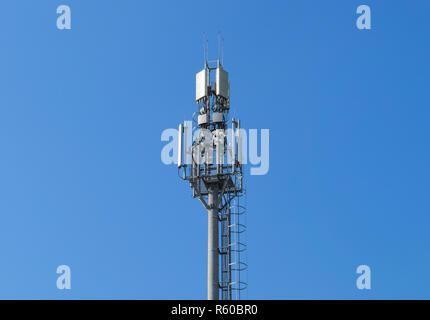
[178,39,247,300]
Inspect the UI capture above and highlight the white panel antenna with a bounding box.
[216,67,229,99]
[196,68,208,101]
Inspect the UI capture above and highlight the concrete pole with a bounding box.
[207,187,219,300]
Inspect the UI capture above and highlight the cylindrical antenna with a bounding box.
[237,119,241,165]
[218,32,221,67]
[203,33,206,68]
[178,123,183,168]
[232,118,236,172]
[206,39,209,64]
[222,37,224,66]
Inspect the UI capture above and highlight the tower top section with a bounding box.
[177,39,247,300]
[196,34,230,107]
[195,65,229,103]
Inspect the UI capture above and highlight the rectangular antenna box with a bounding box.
[196,69,208,101]
[216,67,229,99]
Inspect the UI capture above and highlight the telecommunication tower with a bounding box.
[177,40,247,300]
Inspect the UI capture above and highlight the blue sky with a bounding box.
[0,0,429,299]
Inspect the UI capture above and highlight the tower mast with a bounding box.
[178,41,247,300]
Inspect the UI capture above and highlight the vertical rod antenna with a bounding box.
[178,124,183,168]
[222,38,224,65]
[203,32,206,67]
[218,32,221,66]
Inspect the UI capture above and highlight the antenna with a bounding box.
[218,32,221,66]
[177,124,183,168]
[203,33,206,67]
[222,37,224,66]
[177,40,247,300]
[206,39,209,63]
